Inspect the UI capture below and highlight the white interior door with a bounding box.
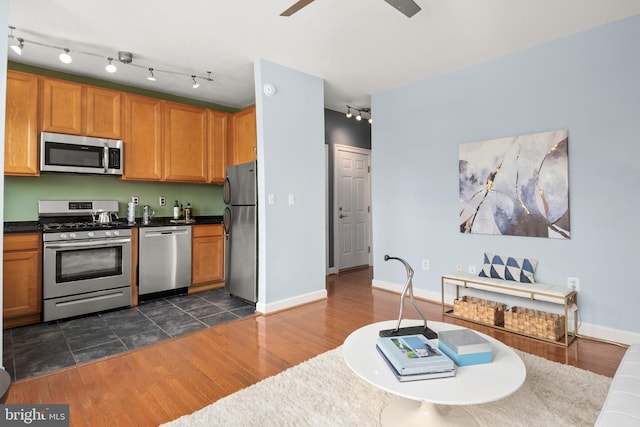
[335,146,371,271]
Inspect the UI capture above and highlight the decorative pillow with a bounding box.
[478,253,537,284]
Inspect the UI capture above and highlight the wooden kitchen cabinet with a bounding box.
[164,101,209,183]
[4,70,39,176]
[208,109,228,183]
[227,105,257,166]
[191,224,225,292]
[122,93,164,181]
[41,78,83,135]
[85,86,123,138]
[41,77,123,138]
[3,233,42,328]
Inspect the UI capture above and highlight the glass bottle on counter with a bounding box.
[180,204,184,219]
[173,200,180,219]
[185,203,193,221]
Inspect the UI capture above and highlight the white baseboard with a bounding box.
[256,289,327,314]
[371,279,640,346]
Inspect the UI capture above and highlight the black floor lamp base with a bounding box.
[379,325,438,340]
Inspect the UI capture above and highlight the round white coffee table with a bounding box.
[343,320,526,427]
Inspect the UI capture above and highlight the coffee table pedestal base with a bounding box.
[381,398,478,427]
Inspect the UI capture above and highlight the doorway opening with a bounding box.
[332,144,372,273]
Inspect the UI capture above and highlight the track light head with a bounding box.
[191,75,200,89]
[147,68,156,81]
[10,37,24,55]
[105,57,117,73]
[346,106,352,118]
[59,48,72,64]
[355,110,362,121]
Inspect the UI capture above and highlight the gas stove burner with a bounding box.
[41,221,130,233]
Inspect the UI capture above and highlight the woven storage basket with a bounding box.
[453,296,505,326]
[504,307,565,341]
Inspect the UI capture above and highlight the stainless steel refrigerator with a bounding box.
[223,161,258,303]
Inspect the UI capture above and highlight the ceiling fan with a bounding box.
[280,0,421,18]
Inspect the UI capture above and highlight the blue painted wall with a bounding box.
[254,59,326,307]
[371,15,640,335]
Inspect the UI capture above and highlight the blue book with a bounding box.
[437,329,493,366]
[376,334,455,375]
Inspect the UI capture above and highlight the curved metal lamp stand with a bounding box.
[379,255,438,339]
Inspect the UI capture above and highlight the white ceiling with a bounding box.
[7,1,640,113]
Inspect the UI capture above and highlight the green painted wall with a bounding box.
[4,174,224,221]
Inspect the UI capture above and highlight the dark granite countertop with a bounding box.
[3,221,40,234]
[3,216,223,234]
[127,215,223,228]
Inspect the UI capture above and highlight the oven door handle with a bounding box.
[45,238,131,249]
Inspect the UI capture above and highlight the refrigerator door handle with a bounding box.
[223,206,232,237]
[223,177,231,205]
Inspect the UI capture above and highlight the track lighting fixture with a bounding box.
[8,26,23,55]
[105,57,117,73]
[11,37,23,55]
[6,26,216,89]
[59,48,72,64]
[345,105,372,125]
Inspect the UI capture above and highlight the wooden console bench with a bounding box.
[441,273,578,346]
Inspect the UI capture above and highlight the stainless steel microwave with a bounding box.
[40,132,123,175]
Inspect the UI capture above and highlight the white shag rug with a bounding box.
[162,346,611,427]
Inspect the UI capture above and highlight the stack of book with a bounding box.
[437,329,493,366]
[376,334,456,382]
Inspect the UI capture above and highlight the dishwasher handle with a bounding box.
[143,228,190,238]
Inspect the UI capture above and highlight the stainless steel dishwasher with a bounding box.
[138,225,192,298]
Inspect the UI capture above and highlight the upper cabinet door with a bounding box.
[122,94,163,181]
[163,101,208,183]
[86,86,122,139]
[208,109,227,183]
[4,71,39,176]
[228,105,256,166]
[41,78,83,135]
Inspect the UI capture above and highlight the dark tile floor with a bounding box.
[2,288,255,381]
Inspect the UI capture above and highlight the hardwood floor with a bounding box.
[5,268,627,426]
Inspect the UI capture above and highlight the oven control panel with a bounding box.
[68,201,94,210]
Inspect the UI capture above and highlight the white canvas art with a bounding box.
[459,129,570,239]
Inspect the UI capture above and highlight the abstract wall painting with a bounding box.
[459,129,570,239]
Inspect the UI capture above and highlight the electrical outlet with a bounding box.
[456,264,463,272]
[468,265,477,274]
[422,259,430,270]
[567,277,580,292]
[132,196,139,206]
[159,196,166,206]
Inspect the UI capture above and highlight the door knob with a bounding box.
[340,214,348,218]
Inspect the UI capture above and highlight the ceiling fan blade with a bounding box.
[280,0,315,16]
[384,0,421,18]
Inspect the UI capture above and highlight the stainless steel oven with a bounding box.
[40,200,132,322]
